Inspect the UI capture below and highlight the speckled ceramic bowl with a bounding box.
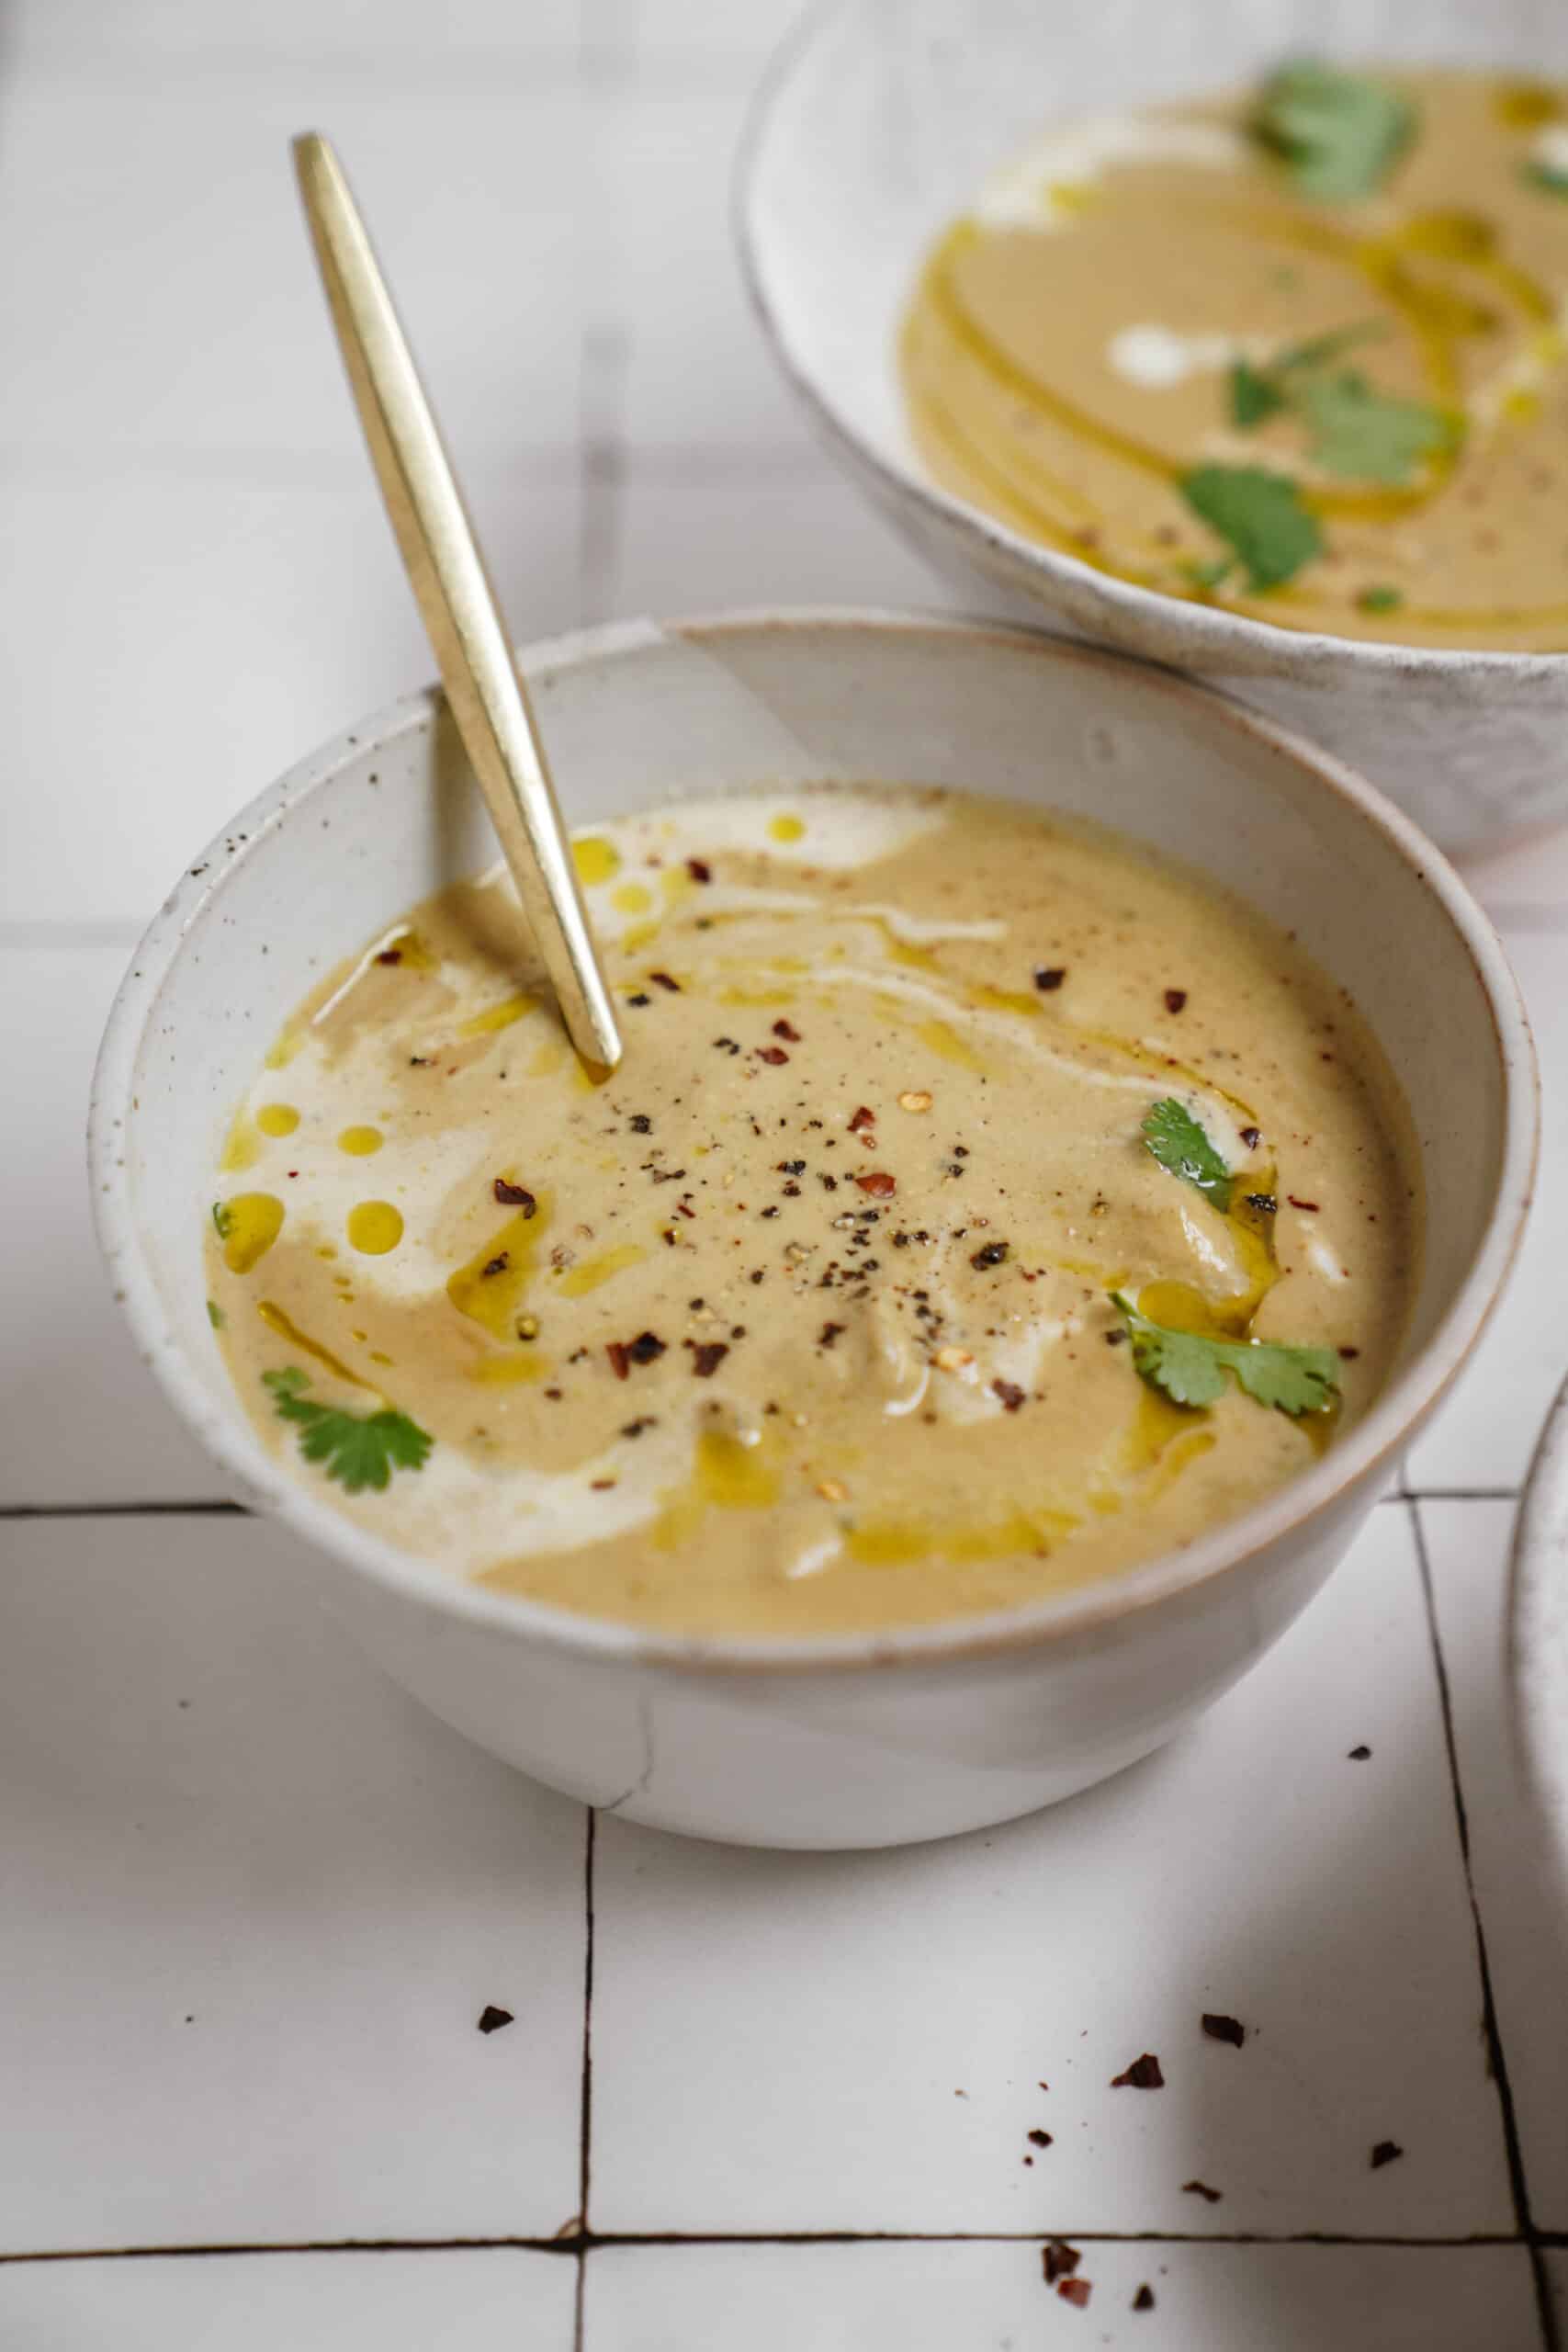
[737,0,1568,853]
[1510,1374,1568,1925]
[90,612,1536,1849]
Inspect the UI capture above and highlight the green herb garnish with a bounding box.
[1294,368,1460,483]
[1228,359,1289,429]
[1179,466,1323,592]
[1251,61,1416,200]
[1142,1099,1233,1211]
[263,1366,433,1494]
[211,1200,233,1240]
[1111,1294,1340,1419]
[1522,160,1568,198]
[207,1299,226,1329]
[1356,583,1404,614]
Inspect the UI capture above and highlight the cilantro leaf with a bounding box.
[211,1200,233,1240]
[1294,368,1460,483]
[1111,1294,1340,1419]
[263,1365,433,1494]
[1142,1098,1234,1211]
[207,1299,226,1329]
[1229,359,1287,428]
[1179,466,1322,592]
[1251,61,1416,200]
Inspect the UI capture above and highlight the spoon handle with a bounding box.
[293,131,622,1073]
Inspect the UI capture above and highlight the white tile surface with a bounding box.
[0,936,225,1504]
[1419,1498,1568,2232]
[0,85,582,458]
[0,467,579,928]
[582,2241,1546,2352]
[590,1504,1511,2237]
[1406,926,1568,1495]
[0,1515,586,2251]
[1458,820,1568,932]
[0,2250,577,2352]
[9,0,582,73]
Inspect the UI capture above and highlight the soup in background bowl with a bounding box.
[738,0,1568,853]
[90,613,1535,1848]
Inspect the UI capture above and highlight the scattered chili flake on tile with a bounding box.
[1182,2178,1223,2202]
[1348,1744,1372,1760]
[1057,2278,1091,2310]
[757,1046,790,1066]
[1026,2128,1052,2148]
[773,1018,801,1042]
[1111,2052,1165,2089]
[1033,967,1066,991]
[1133,2285,1156,2312]
[477,2005,513,2034]
[685,856,712,883]
[992,1380,1026,1413]
[1371,2140,1404,2169]
[856,1171,896,1197]
[687,1341,729,1378]
[1164,989,1187,1013]
[1043,2242,1080,2285]
[1202,2013,1246,2048]
[848,1105,876,1134]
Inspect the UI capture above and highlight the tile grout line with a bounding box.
[573,1810,598,2351]
[1407,1497,1561,2352]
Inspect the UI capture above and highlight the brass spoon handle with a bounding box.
[293,131,622,1073]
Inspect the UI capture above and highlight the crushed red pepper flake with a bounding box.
[1182,2178,1223,2203]
[1348,1743,1372,1759]
[757,1046,790,1066]
[1057,2278,1091,2310]
[686,1340,729,1378]
[685,856,712,883]
[1134,2285,1156,2312]
[773,1018,801,1042]
[1287,1196,1320,1212]
[1371,2140,1404,2169]
[1338,1345,1360,1361]
[1164,989,1188,1013]
[1111,2053,1165,2089]
[626,1331,666,1365]
[855,1171,897,1198]
[493,1179,538,1213]
[1026,2128,1052,2148]
[818,1322,846,1348]
[605,1342,629,1381]
[1043,2243,1081,2285]
[376,947,403,965]
[1240,1125,1262,1150]
[1033,967,1066,991]
[649,970,682,993]
[480,1252,511,1279]
[848,1106,876,1133]
[992,1379,1026,1413]
[1202,2013,1246,2048]
[477,2005,513,2034]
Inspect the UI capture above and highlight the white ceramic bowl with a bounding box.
[737,0,1568,854]
[90,612,1536,1849]
[1510,1373,1568,1926]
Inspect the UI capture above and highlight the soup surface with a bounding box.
[901,65,1568,648]
[208,786,1416,1636]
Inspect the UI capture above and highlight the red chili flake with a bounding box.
[848,1106,876,1133]
[818,1322,845,1348]
[773,1018,801,1042]
[1111,2053,1165,2089]
[687,1341,729,1378]
[1371,2141,1404,2169]
[660,1228,677,1247]
[1202,2013,1246,2048]
[591,1478,616,1491]
[1287,1196,1320,1212]
[375,947,403,965]
[1164,989,1188,1014]
[992,1380,1026,1413]
[1348,1744,1371,1760]
[757,1046,790,1066]
[674,1198,696,1219]
[620,1417,656,1438]
[1182,2178,1223,2203]
[649,970,682,992]
[605,1342,629,1381]
[1338,1345,1360,1361]
[493,1179,537,1213]
[1239,1125,1262,1150]
[1026,2128,1052,2148]
[627,992,651,1007]
[685,856,712,883]
[481,1252,511,1279]
[626,1331,666,1365]
[409,1056,431,1067]
[1043,2243,1080,2285]
[1134,2285,1156,2312]
[1057,2279,1091,2310]
[477,2005,513,2034]
[1033,967,1066,991]
[855,1172,896,1198]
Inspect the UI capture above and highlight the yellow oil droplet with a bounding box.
[847,1502,1078,1567]
[654,1430,780,1548]
[1493,77,1562,127]
[219,1193,285,1273]
[337,1124,384,1157]
[916,1017,987,1072]
[660,864,695,907]
[572,835,621,886]
[458,995,535,1038]
[368,1351,393,1367]
[717,984,797,1007]
[447,1192,551,1338]
[972,984,1043,1019]
[256,1103,299,1138]
[379,926,434,970]
[315,1244,338,1261]
[529,1043,566,1080]
[612,882,653,915]
[620,923,660,956]
[347,1201,403,1255]
[256,1299,374,1390]
[264,1029,305,1070]
[555,1242,647,1298]
[1136,1279,1244,1341]
[768,813,806,843]
[220,1114,262,1172]
[471,1351,552,1385]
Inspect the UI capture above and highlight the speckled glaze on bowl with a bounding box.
[89,612,1537,1849]
[737,0,1568,853]
[1510,1374,1568,1927]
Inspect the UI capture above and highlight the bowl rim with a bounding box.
[733,0,1568,688]
[89,605,1539,1676]
[1509,1369,1568,1899]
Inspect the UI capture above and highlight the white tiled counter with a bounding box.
[2,6,1565,2346]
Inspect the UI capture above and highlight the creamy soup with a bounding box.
[901,65,1568,649]
[207,786,1416,1637]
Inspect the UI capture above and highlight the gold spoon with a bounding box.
[292,130,622,1074]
